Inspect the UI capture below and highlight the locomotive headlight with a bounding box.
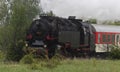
[57,45,62,50]
[44,45,47,48]
[25,43,28,47]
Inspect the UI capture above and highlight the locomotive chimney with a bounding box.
[68,16,76,19]
[68,16,82,22]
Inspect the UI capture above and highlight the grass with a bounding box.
[0,58,120,72]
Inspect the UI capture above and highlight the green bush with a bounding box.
[5,41,25,61]
[44,54,63,68]
[20,54,34,64]
[0,51,5,62]
[109,45,120,59]
[29,63,41,70]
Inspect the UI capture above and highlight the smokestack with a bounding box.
[68,16,76,19]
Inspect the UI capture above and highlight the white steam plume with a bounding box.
[41,0,120,20]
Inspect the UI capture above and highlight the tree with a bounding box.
[0,0,7,24]
[87,18,97,24]
[40,11,55,16]
[102,20,114,25]
[113,21,120,25]
[46,11,55,16]
[102,20,120,25]
[0,0,8,50]
[0,0,42,61]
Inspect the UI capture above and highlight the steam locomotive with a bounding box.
[26,16,120,58]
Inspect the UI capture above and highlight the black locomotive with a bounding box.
[26,16,96,58]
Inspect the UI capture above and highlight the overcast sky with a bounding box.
[41,0,120,20]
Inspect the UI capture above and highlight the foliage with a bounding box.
[109,45,120,59]
[45,11,55,16]
[6,41,25,61]
[0,0,41,61]
[0,50,5,61]
[29,63,40,70]
[0,0,8,24]
[45,59,61,68]
[1,59,120,72]
[102,20,113,25]
[42,54,63,69]
[28,54,63,69]
[40,11,55,16]
[113,21,120,25]
[102,20,120,25]
[87,18,97,24]
[20,54,34,64]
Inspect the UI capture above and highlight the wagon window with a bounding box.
[116,35,119,42]
[111,34,115,43]
[102,34,107,43]
[119,35,120,44]
[107,34,111,42]
[98,33,101,43]
[102,34,111,43]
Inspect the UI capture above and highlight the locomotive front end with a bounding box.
[25,19,50,57]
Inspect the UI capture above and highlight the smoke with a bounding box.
[41,0,120,20]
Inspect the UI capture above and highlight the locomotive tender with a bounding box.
[26,16,120,58]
